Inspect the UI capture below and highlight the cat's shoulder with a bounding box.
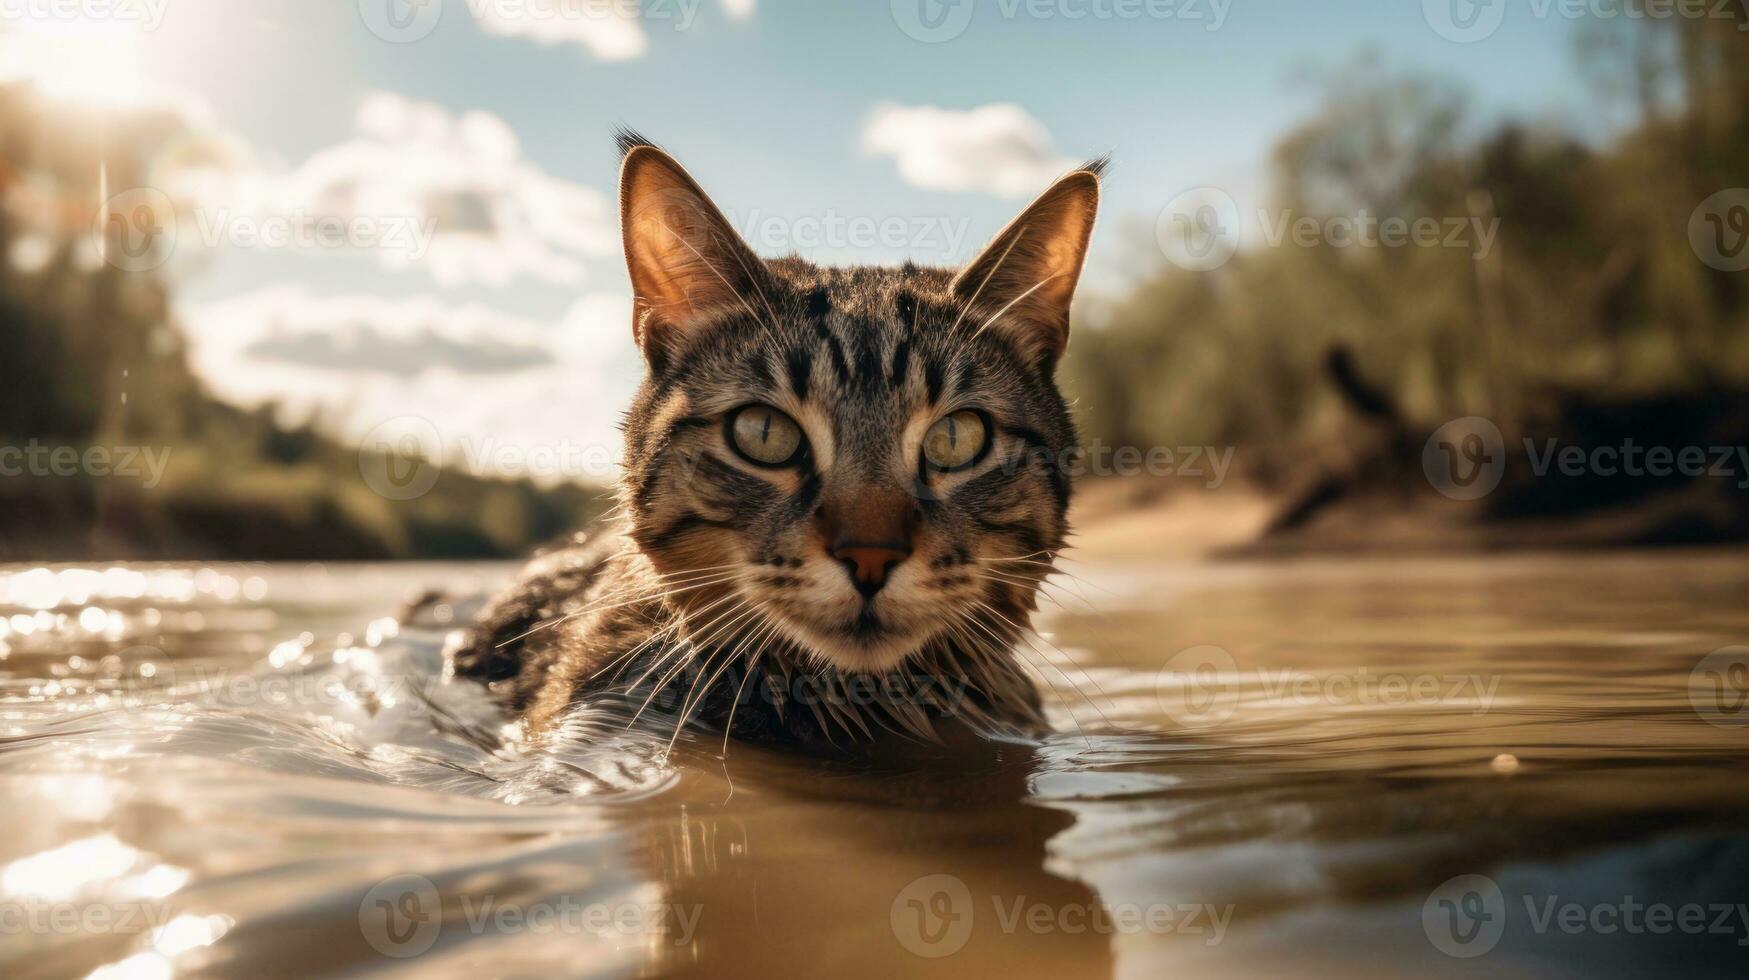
[450,518,635,686]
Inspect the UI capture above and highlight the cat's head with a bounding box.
[616,132,1100,676]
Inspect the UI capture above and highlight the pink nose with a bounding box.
[832,542,911,598]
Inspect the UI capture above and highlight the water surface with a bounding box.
[2,552,1747,978]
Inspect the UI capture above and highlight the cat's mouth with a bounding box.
[774,597,934,675]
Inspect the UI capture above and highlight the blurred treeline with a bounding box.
[0,87,608,561]
[1063,11,1749,483]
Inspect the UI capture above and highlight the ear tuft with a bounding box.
[951,166,1103,369]
[613,125,658,159]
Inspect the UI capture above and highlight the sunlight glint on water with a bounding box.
[1,554,1748,978]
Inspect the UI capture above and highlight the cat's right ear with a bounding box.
[619,144,768,368]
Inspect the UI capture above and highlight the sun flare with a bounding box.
[0,17,149,110]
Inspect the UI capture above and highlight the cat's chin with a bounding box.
[785,621,927,676]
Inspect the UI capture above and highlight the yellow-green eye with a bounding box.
[729,404,805,467]
[923,411,990,472]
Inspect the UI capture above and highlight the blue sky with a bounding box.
[6,0,1615,477]
[165,0,1597,301]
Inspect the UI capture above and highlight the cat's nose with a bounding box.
[832,542,912,598]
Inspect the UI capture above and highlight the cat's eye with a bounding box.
[922,410,990,473]
[727,404,805,467]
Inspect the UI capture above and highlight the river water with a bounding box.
[2,552,1747,978]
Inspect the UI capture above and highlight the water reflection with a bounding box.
[0,554,1747,977]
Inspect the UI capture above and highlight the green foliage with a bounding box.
[1062,17,1749,458]
[0,88,609,561]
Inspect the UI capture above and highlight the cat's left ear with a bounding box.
[619,139,770,370]
[951,162,1103,370]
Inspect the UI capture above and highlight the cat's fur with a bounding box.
[452,131,1103,752]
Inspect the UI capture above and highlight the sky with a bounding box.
[2,0,1615,483]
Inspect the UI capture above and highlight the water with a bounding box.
[2,552,1748,978]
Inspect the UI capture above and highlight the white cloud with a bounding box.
[465,0,756,59]
[182,92,616,288]
[469,0,649,61]
[860,102,1079,198]
[181,285,644,481]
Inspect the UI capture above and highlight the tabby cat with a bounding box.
[452,131,1103,753]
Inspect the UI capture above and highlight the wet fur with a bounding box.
[453,135,1101,753]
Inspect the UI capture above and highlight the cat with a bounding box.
[451,130,1103,754]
